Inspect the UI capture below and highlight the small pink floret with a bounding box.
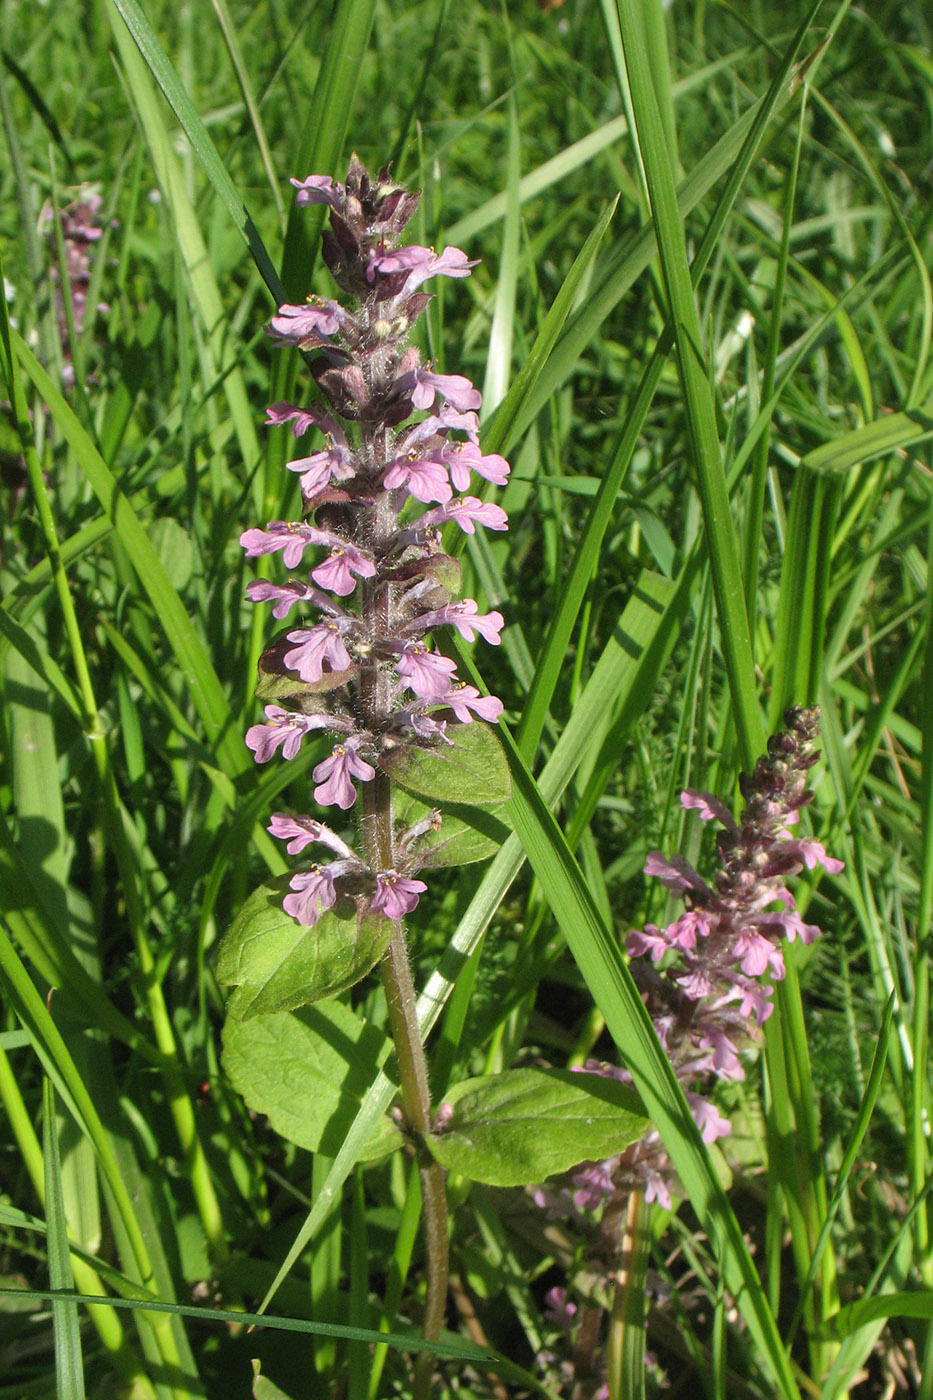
[371,871,427,920]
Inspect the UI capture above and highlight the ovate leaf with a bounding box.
[223,1000,400,1158]
[425,1067,648,1187]
[380,721,511,808]
[394,791,510,869]
[217,878,391,1020]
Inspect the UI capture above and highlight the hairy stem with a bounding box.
[365,769,449,1396]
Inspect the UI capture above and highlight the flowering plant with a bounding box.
[239,157,511,936]
[219,160,651,1397]
[534,707,842,1393]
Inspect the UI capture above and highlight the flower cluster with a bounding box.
[40,185,109,386]
[540,706,842,1215]
[242,158,509,928]
[532,708,841,1394]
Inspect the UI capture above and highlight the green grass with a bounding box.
[1,0,932,1395]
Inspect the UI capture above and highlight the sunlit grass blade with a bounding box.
[769,466,841,725]
[255,571,687,1315]
[0,1289,560,1397]
[209,0,286,225]
[0,1057,155,1398]
[107,0,285,302]
[801,408,933,473]
[280,0,378,297]
[497,726,799,1399]
[505,5,823,765]
[480,92,520,416]
[0,811,160,1059]
[443,53,749,248]
[482,197,618,459]
[106,7,263,506]
[11,329,246,775]
[0,927,196,1393]
[42,1078,87,1400]
[785,992,896,1349]
[615,0,763,767]
[0,601,83,722]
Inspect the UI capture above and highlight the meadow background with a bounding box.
[1,0,932,1396]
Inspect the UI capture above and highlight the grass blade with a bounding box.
[108,0,285,302]
[43,1078,87,1400]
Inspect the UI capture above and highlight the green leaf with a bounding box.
[217,879,392,1020]
[147,516,194,592]
[425,1068,648,1187]
[222,1001,399,1159]
[394,791,509,869]
[823,1290,933,1338]
[379,721,511,808]
[252,1360,295,1400]
[800,407,933,474]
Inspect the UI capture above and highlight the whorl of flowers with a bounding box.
[538,706,842,1216]
[242,157,508,928]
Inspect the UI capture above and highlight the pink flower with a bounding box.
[265,401,335,436]
[290,174,341,208]
[642,1168,672,1210]
[283,865,338,925]
[239,162,513,962]
[405,368,482,412]
[443,442,510,491]
[269,813,358,860]
[723,975,775,1025]
[433,407,481,443]
[245,705,330,762]
[442,684,504,723]
[311,544,376,596]
[406,600,504,645]
[793,837,845,874]
[687,1093,732,1144]
[284,623,353,683]
[643,851,708,897]
[675,965,716,999]
[269,813,325,854]
[681,787,737,832]
[312,741,376,809]
[665,908,712,949]
[368,244,478,295]
[733,928,780,977]
[543,1287,577,1331]
[267,300,341,344]
[240,521,329,569]
[383,453,452,504]
[415,497,509,535]
[767,908,821,945]
[286,439,356,496]
[371,870,427,920]
[246,576,320,619]
[395,643,458,701]
[699,1030,744,1081]
[626,924,669,961]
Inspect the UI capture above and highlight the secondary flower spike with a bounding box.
[538,706,842,1216]
[241,156,510,928]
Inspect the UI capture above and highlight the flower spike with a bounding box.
[240,158,509,928]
